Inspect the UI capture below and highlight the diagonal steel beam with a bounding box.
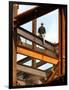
[47,65,58,82]
[14,6,58,26]
[17,56,31,64]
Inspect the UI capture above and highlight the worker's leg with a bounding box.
[42,34,45,44]
[39,34,42,38]
[38,34,45,44]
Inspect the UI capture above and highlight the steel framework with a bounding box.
[9,2,67,87]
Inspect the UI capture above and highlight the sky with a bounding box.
[17,4,59,70]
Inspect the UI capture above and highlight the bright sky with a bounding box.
[17,4,59,70]
[37,9,59,43]
[18,5,37,14]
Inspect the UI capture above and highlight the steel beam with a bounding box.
[17,56,31,64]
[12,4,19,86]
[18,42,58,59]
[47,65,58,82]
[32,19,37,68]
[61,8,66,75]
[15,6,58,26]
[36,61,46,67]
[17,56,46,67]
[17,27,56,51]
[17,43,57,59]
[17,64,46,78]
[17,46,58,65]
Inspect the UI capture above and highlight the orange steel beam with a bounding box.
[47,65,58,82]
[17,43,57,59]
[17,46,58,65]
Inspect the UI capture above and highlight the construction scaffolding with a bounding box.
[9,2,67,87]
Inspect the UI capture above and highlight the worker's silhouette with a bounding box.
[38,23,46,44]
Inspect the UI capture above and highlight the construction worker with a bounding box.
[38,23,46,44]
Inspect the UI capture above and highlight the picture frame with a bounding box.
[9,1,67,88]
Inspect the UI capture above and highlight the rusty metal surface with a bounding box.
[17,42,58,59]
[17,43,58,59]
[17,56,31,64]
[15,6,58,26]
[17,64,47,78]
[17,46,58,65]
[17,27,56,51]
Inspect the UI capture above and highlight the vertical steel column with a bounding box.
[61,8,65,75]
[32,19,37,68]
[58,7,66,76]
[12,4,19,86]
[58,8,62,76]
